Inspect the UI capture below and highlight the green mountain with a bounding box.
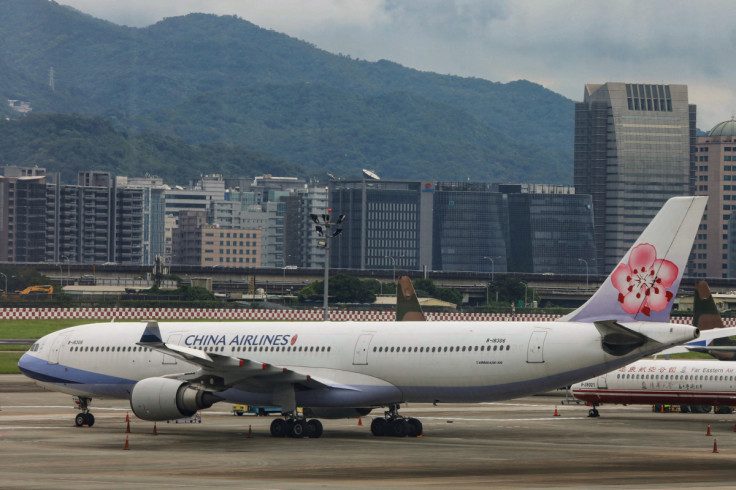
[0,0,574,184]
[0,114,302,184]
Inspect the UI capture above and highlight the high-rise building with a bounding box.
[575,82,696,270]
[502,184,596,275]
[0,172,47,262]
[694,119,736,277]
[329,178,434,271]
[432,182,507,273]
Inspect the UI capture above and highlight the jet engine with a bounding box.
[302,407,372,419]
[130,377,220,421]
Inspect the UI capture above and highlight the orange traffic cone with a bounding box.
[707,424,712,436]
[248,425,253,439]
[124,435,130,450]
[126,420,131,433]
[713,438,719,453]
[126,412,130,422]
[358,416,363,426]
[660,405,664,413]
[553,406,560,417]
[153,423,157,436]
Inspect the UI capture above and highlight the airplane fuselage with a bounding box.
[571,359,736,407]
[20,320,696,409]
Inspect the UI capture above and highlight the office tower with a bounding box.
[575,83,695,270]
[694,119,736,277]
[329,178,434,271]
[432,182,507,273]
[502,184,595,274]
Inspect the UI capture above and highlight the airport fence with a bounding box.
[0,307,717,326]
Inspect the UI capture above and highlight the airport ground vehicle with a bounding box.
[232,405,282,416]
[2,285,54,300]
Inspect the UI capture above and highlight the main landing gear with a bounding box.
[370,403,422,437]
[73,396,95,427]
[270,414,323,438]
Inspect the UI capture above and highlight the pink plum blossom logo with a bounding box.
[611,243,678,316]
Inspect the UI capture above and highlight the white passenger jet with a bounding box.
[571,358,736,416]
[19,196,706,439]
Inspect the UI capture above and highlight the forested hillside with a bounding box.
[0,0,574,183]
[0,114,302,184]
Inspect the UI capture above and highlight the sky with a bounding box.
[56,0,736,131]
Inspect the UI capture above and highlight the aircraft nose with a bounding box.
[17,351,33,376]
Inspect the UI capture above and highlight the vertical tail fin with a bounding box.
[396,276,426,321]
[559,196,707,323]
[693,281,724,331]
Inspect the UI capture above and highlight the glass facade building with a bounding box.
[505,190,596,274]
[329,179,433,271]
[575,82,696,271]
[432,182,507,273]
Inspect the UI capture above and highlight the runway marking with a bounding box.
[1,406,129,410]
[0,426,73,430]
[422,416,589,422]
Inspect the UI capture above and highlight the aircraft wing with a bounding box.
[137,321,340,392]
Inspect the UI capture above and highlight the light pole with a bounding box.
[384,255,397,284]
[282,265,297,295]
[578,258,589,289]
[0,272,6,294]
[483,256,501,304]
[310,210,346,321]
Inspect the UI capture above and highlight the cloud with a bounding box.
[56,0,736,130]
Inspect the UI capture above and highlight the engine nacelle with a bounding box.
[302,407,372,419]
[130,377,220,421]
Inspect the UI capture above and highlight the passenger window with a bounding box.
[506,345,510,351]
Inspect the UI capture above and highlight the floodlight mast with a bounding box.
[309,210,346,321]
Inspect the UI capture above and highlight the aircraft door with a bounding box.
[353,333,374,365]
[527,331,547,363]
[596,374,608,389]
[48,333,70,365]
[162,334,182,365]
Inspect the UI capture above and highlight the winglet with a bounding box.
[396,276,425,321]
[139,321,163,344]
[558,196,707,323]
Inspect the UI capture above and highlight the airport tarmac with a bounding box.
[1,375,736,490]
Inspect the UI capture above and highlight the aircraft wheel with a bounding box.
[306,419,323,438]
[680,405,690,413]
[270,418,288,437]
[407,418,423,437]
[289,419,305,438]
[75,413,86,427]
[390,418,408,437]
[370,418,387,436]
[588,408,599,417]
[86,413,95,427]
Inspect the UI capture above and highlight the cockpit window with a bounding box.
[30,343,40,352]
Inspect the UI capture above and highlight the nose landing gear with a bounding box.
[73,396,95,427]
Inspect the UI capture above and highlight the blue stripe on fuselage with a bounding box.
[18,353,135,398]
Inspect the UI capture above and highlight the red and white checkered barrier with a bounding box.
[0,307,722,326]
